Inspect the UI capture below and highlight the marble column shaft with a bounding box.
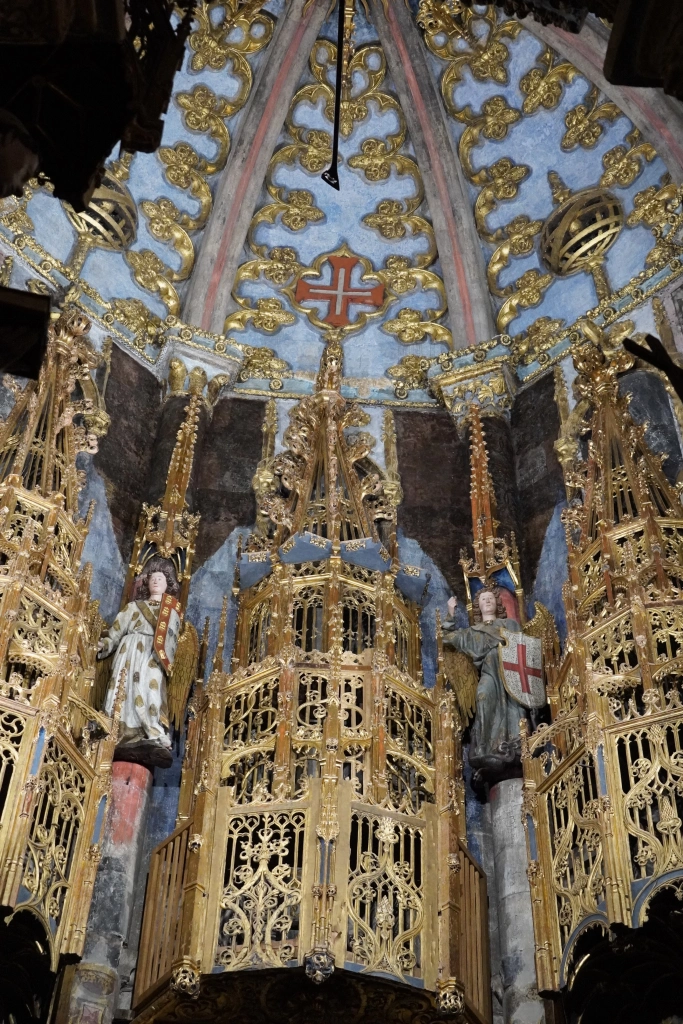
[489,778,545,1024]
[55,762,153,1024]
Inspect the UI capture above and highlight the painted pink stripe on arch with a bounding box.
[556,27,683,171]
[201,11,314,332]
[385,3,478,349]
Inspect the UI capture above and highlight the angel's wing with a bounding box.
[168,621,199,732]
[442,648,478,725]
[524,601,560,667]
[93,652,114,712]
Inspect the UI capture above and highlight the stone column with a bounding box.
[489,778,544,1024]
[465,777,505,1024]
[55,762,153,1024]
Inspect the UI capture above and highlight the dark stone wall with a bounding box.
[394,407,471,600]
[620,369,683,483]
[484,414,521,549]
[144,395,208,509]
[93,346,162,562]
[194,396,265,567]
[395,380,567,602]
[511,371,566,593]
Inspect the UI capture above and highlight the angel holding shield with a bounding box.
[97,557,198,769]
[442,585,552,786]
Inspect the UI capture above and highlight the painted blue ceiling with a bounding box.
[0,0,678,406]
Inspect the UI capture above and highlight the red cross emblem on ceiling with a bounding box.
[500,631,545,709]
[295,254,385,327]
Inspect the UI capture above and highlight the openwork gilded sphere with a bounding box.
[65,169,137,250]
[540,188,623,277]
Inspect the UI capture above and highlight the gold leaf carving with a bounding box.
[386,354,433,399]
[519,48,578,115]
[176,84,234,176]
[249,189,324,244]
[0,255,12,287]
[487,215,543,298]
[600,128,656,189]
[454,95,521,184]
[125,250,180,316]
[496,269,554,333]
[224,298,296,335]
[189,0,273,75]
[111,298,166,350]
[238,347,292,390]
[561,85,621,152]
[419,0,522,95]
[474,157,530,243]
[140,199,194,281]
[158,142,213,233]
[383,308,452,348]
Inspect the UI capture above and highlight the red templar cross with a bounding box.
[295,255,384,327]
[503,643,542,694]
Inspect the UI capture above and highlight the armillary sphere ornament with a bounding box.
[321,0,345,190]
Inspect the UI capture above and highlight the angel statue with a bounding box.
[442,586,554,786]
[97,557,198,769]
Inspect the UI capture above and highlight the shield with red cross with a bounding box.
[499,629,545,709]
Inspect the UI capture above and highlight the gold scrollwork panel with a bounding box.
[532,752,606,962]
[611,718,683,892]
[342,806,438,988]
[202,786,319,976]
[16,738,90,960]
[0,704,28,839]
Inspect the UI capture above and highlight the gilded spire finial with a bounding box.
[315,337,344,393]
[126,385,202,606]
[212,594,229,674]
[460,404,524,622]
[548,170,572,205]
[467,404,499,573]
[563,323,683,549]
[382,409,403,509]
[0,306,106,515]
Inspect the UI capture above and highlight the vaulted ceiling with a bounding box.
[1,1,681,408]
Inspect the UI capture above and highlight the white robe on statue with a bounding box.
[99,599,179,749]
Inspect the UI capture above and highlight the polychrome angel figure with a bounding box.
[442,586,553,786]
[97,557,197,768]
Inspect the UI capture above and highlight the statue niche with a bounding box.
[442,584,545,786]
[97,556,195,769]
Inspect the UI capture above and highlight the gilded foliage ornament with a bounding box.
[386,355,433,398]
[189,0,274,76]
[418,0,521,93]
[561,85,621,152]
[225,297,296,336]
[384,308,452,348]
[497,268,554,332]
[237,347,292,390]
[600,128,656,189]
[111,298,166,350]
[519,48,578,115]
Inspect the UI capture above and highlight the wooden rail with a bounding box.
[459,843,492,1024]
[134,820,192,1006]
